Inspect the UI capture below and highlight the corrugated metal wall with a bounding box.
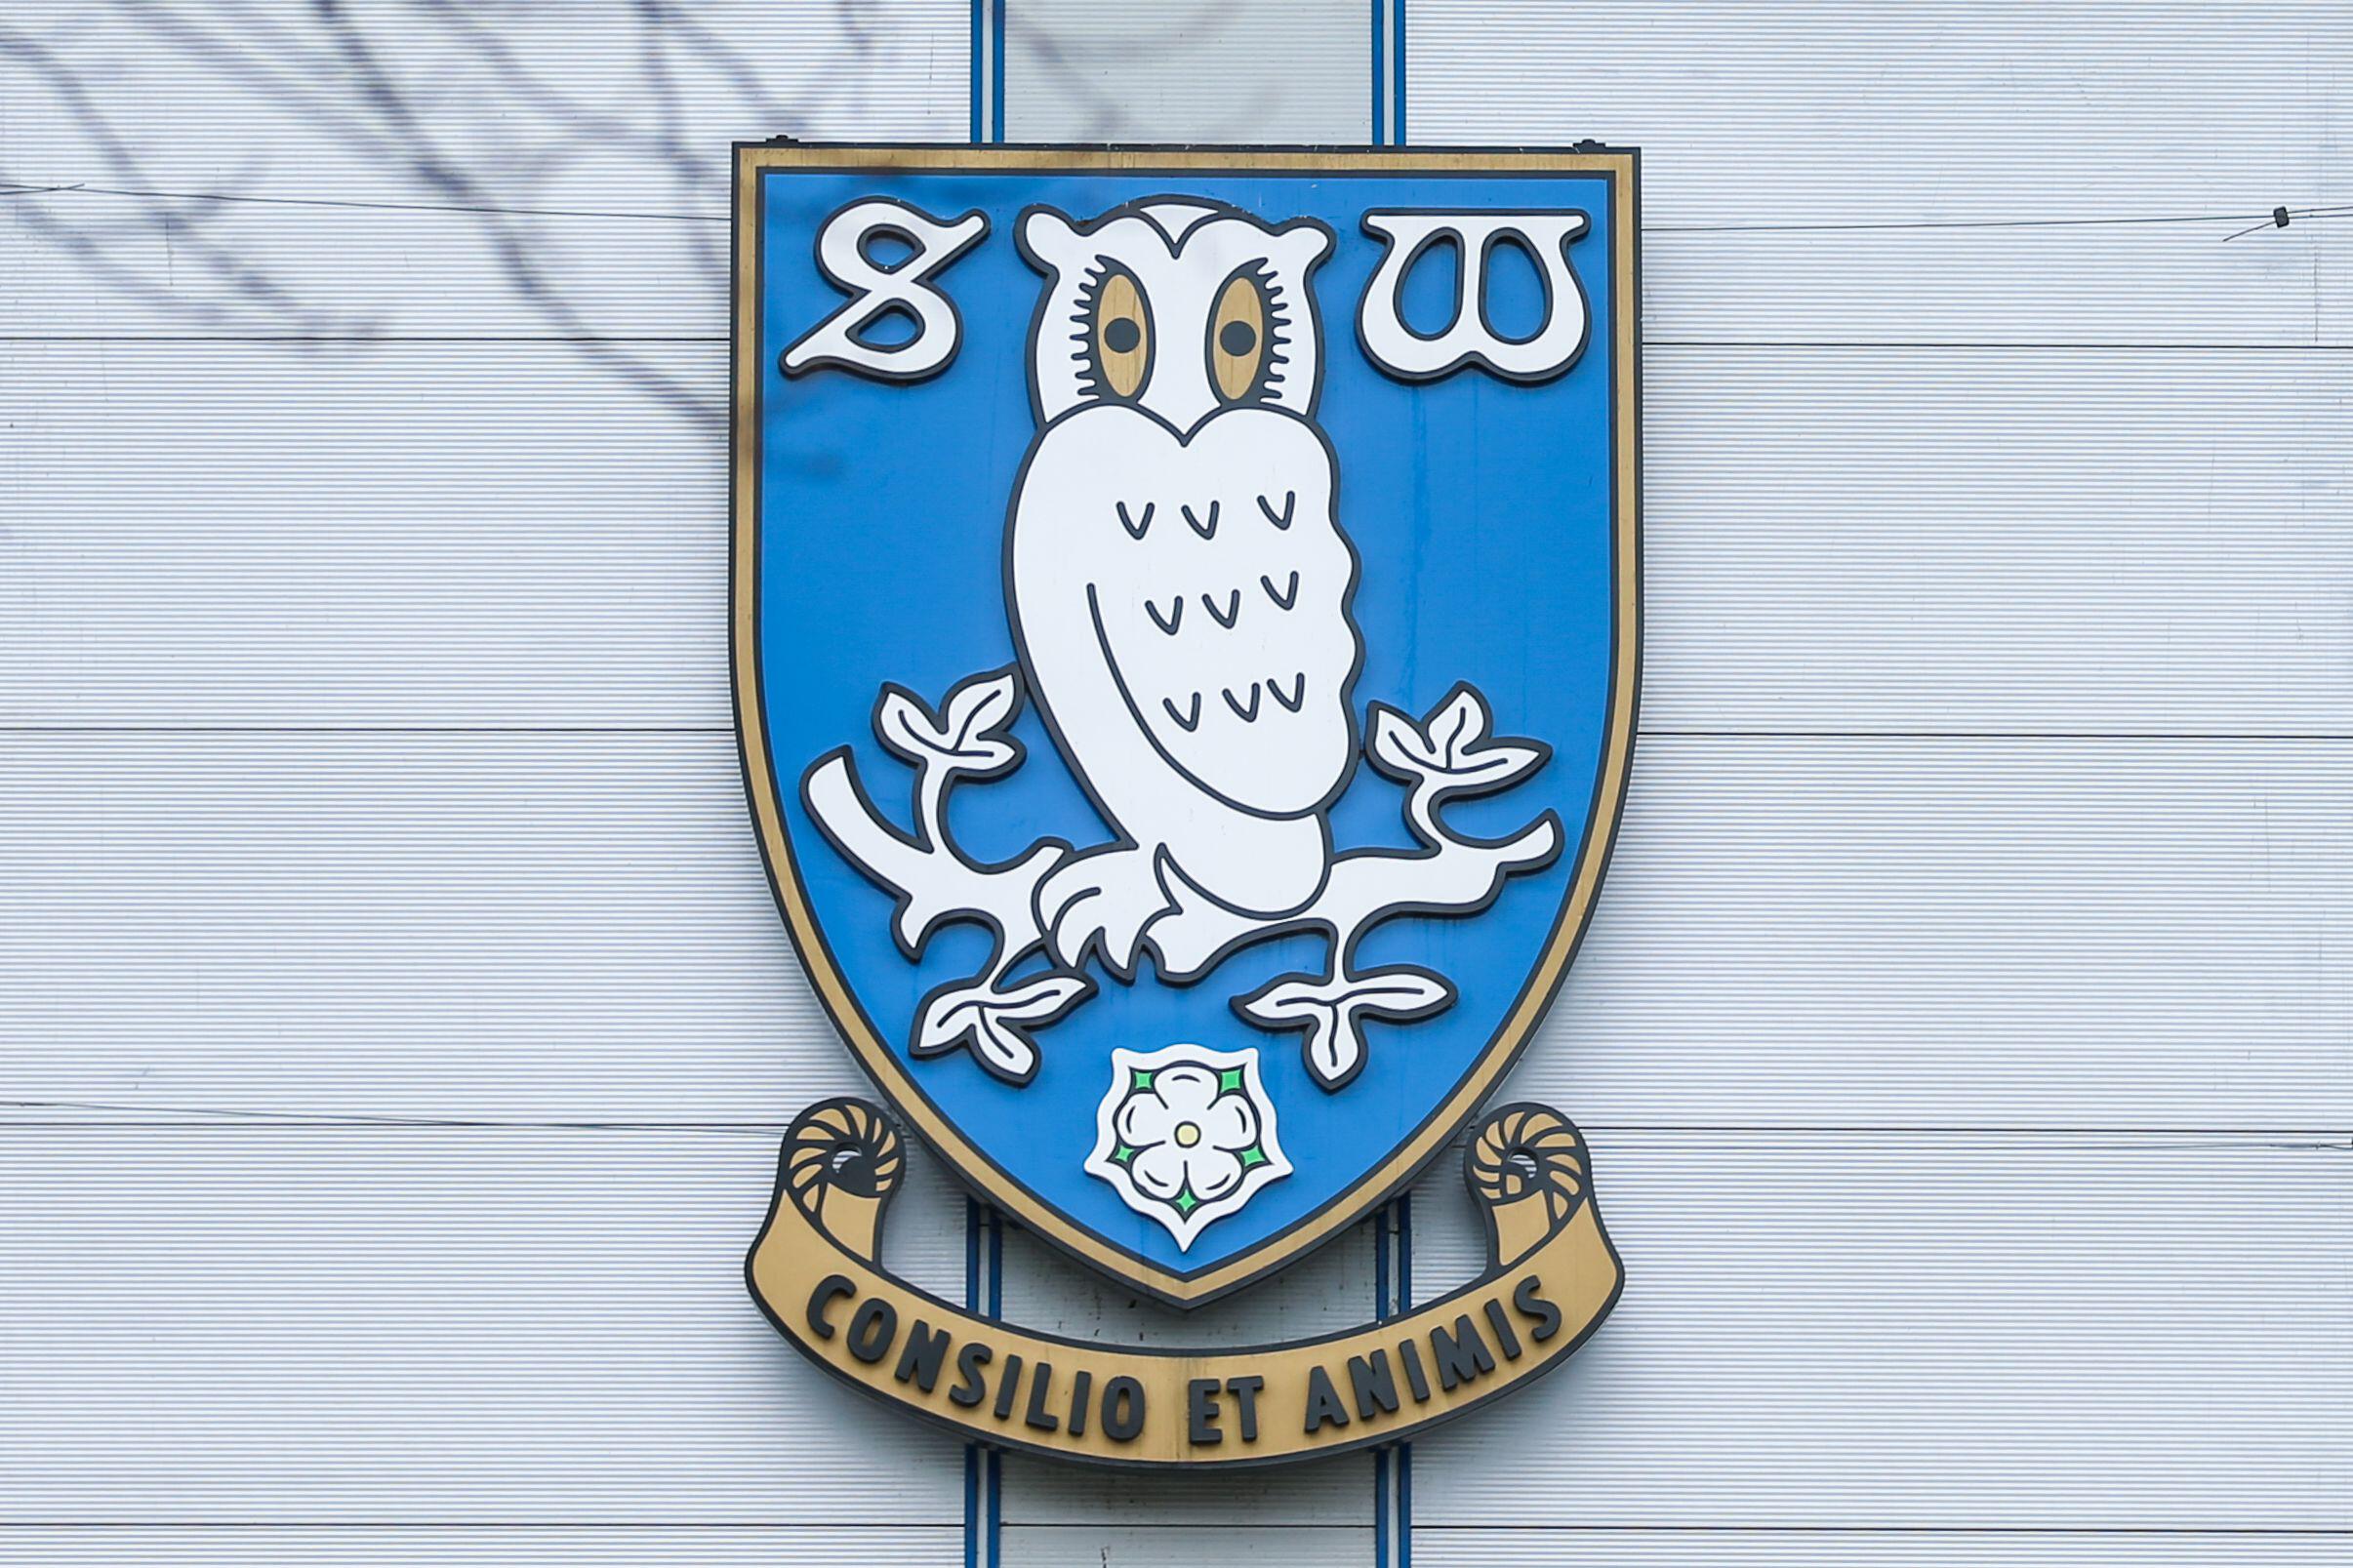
[2,3,2347,1564]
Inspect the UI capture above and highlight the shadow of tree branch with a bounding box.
[0,1,945,426]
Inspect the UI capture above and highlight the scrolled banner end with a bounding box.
[747,1098,1623,1468]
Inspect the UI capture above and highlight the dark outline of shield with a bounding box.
[732,144,1641,1308]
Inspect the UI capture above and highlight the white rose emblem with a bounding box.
[1085,1044,1291,1249]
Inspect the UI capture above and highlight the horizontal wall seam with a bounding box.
[6,1106,2348,1145]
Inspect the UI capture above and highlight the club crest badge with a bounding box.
[735,145,1639,1466]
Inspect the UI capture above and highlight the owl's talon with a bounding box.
[1036,847,1175,977]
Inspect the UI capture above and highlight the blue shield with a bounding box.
[733,147,1639,1306]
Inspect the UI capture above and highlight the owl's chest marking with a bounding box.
[1010,402,1362,832]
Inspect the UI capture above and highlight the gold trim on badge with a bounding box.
[732,145,1641,1307]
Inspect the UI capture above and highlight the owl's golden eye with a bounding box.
[1089,266,1152,399]
[1208,268,1277,404]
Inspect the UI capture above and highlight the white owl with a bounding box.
[1007,198,1362,976]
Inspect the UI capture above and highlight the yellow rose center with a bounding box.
[1174,1122,1201,1147]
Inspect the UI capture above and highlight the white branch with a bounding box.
[802,674,1559,1091]
[1153,684,1563,1090]
[1150,813,1561,982]
[803,753,1064,963]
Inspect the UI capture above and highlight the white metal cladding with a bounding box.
[1,3,2349,1566]
[6,733,2351,1129]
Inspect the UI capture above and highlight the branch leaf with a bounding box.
[1239,968,1454,1025]
[913,970,1096,1084]
[1237,967,1457,1090]
[876,686,952,758]
[982,970,1095,1024]
[875,669,1022,774]
[1430,686,1480,758]
[943,668,1020,749]
[1447,741,1546,792]
[965,1015,1036,1081]
[1366,705,1427,775]
[1366,686,1548,797]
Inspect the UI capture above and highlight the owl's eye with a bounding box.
[1085,264,1152,400]
[1208,266,1278,404]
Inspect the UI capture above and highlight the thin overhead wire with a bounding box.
[2222,204,2353,242]
[4,178,2350,241]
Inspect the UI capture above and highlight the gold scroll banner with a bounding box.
[747,1098,1623,1467]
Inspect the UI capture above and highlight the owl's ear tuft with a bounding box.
[1018,207,1083,274]
[1274,221,1335,273]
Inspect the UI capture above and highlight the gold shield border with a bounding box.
[732,143,1641,1307]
